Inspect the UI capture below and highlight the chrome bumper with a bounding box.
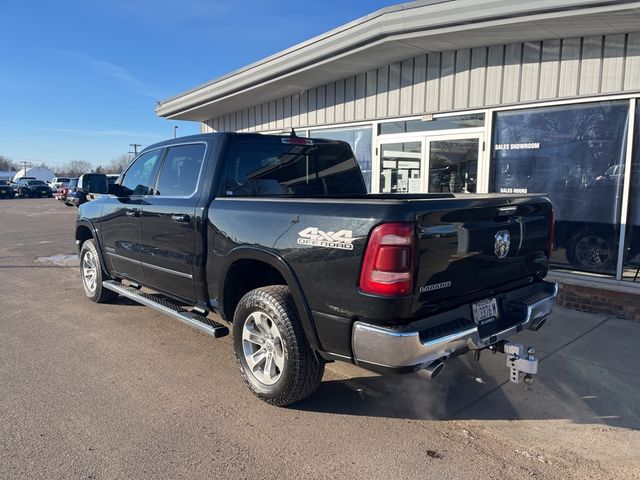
[352,282,558,370]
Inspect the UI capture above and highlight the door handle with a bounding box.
[171,214,190,223]
[125,209,139,217]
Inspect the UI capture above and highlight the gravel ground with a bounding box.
[1,198,639,479]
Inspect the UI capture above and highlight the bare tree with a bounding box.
[64,160,93,177]
[0,155,18,172]
[107,154,134,174]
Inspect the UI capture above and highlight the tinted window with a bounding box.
[0,180,6,185]
[155,144,205,196]
[224,141,366,197]
[121,150,162,196]
[28,180,45,185]
[68,179,78,188]
[491,100,629,275]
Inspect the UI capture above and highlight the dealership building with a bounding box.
[157,0,640,319]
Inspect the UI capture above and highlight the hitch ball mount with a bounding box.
[489,341,538,385]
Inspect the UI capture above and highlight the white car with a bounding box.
[49,177,71,191]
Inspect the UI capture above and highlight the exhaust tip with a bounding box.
[529,317,547,331]
[417,360,445,380]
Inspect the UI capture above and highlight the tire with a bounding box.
[79,239,118,303]
[566,231,616,272]
[233,286,324,406]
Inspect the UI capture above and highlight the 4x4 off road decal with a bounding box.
[297,227,356,250]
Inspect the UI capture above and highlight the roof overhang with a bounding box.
[157,0,640,121]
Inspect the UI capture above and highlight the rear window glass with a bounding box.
[28,180,46,185]
[68,179,78,188]
[224,141,366,196]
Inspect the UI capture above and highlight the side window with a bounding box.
[121,150,162,196]
[154,144,205,196]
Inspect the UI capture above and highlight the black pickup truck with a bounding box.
[76,132,557,406]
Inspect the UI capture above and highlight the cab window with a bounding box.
[121,150,162,196]
[154,144,205,197]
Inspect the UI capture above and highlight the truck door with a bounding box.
[139,143,206,303]
[101,149,163,282]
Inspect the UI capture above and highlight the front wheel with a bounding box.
[233,286,324,406]
[79,239,118,303]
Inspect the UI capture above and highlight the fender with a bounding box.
[218,246,322,351]
[75,218,111,277]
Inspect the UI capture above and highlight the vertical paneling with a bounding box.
[325,82,335,124]
[502,43,522,103]
[376,66,389,118]
[539,39,561,99]
[400,58,414,115]
[388,61,401,117]
[485,45,504,105]
[625,32,640,90]
[454,48,470,109]
[291,93,300,127]
[316,85,326,125]
[261,102,269,129]
[335,79,345,122]
[299,90,308,126]
[283,96,292,128]
[205,32,639,131]
[439,51,455,110]
[602,33,625,92]
[558,37,581,97]
[580,35,603,95]
[307,88,317,125]
[520,42,541,102]
[344,76,355,122]
[365,69,377,118]
[469,47,487,107]
[425,53,441,112]
[412,55,427,114]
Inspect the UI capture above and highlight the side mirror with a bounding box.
[78,173,108,194]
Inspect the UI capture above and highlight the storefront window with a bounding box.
[623,103,640,281]
[491,100,629,275]
[313,126,373,191]
[379,113,484,135]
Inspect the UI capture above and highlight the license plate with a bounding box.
[472,298,499,325]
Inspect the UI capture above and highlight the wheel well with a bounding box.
[75,225,93,249]
[223,259,287,322]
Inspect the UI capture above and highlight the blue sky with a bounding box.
[0,0,394,172]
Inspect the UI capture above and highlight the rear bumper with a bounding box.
[352,281,558,372]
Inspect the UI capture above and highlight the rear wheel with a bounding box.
[233,286,324,406]
[80,239,118,303]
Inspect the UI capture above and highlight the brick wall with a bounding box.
[557,283,640,321]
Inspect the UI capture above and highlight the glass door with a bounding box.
[378,139,424,193]
[426,134,483,193]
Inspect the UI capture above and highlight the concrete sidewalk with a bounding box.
[305,307,640,428]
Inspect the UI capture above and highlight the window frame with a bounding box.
[118,146,166,197]
[150,141,208,199]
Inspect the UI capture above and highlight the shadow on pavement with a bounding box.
[294,317,640,431]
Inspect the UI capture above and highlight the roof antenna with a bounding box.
[281,127,297,136]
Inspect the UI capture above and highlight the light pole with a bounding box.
[173,125,178,138]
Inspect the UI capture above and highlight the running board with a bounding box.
[103,280,229,338]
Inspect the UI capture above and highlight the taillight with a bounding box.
[359,223,414,296]
[548,209,555,257]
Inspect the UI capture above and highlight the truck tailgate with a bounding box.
[411,195,552,318]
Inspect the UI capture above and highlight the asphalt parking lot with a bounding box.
[1,198,640,479]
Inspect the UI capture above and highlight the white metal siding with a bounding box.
[206,32,640,132]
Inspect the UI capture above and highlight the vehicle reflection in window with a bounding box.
[492,100,630,275]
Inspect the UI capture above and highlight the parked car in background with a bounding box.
[106,174,120,185]
[55,178,77,202]
[50,177,71,191]
[15,179,53,198]
[0,180,15,199]
[63,178,79,206]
